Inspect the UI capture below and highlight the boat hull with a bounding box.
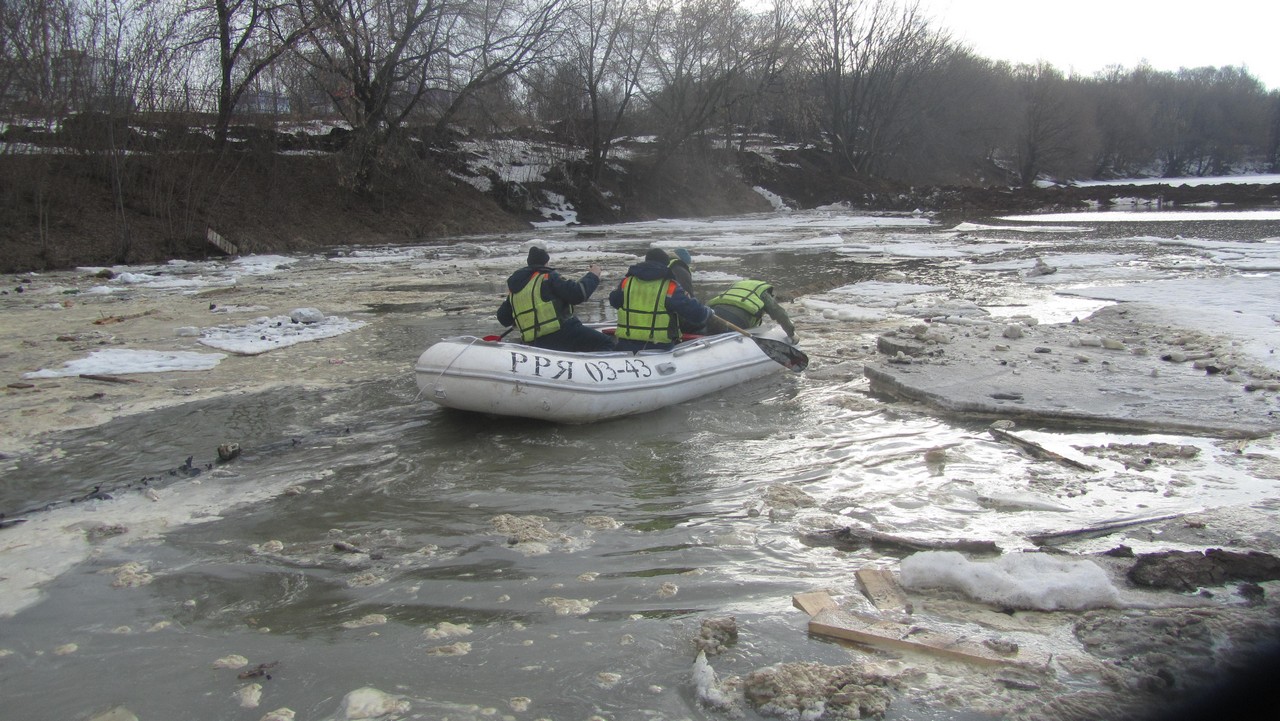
[414,330,788,422]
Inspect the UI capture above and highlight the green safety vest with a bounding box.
[510,271,563,342]
[616,276,678,343]
[707,280,771,322]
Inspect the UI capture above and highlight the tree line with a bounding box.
[3,0,1278,189]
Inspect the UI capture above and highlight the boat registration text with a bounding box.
[510,351,654,382]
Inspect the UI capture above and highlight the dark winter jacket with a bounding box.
[496,265,601,330]
[608,260,714,333]
[668,258,696,300]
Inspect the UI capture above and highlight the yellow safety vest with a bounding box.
[708,280,771,322]
[510,271,563,342]
[616,276,678,343]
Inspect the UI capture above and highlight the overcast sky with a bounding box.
[918,0,1280,91]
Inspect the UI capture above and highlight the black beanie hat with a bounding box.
[644,248,669,264]
[527,245,550,266]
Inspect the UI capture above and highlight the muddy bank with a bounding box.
[5,131,1277,276]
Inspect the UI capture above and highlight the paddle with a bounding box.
[713,317,808,372]
[483,326,516,342]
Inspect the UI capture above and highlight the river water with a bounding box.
[3,203,1280,721]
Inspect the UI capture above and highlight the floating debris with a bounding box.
[423,621,472,639]
[108,562,154,588]
[237,661,279,680]
[425,641,471,656]
[695,617,738,656]
[213,654,249,669]
[234,683,262,708]
[340,614,388,630]
[338,687,409,719]
[540,597,596,615]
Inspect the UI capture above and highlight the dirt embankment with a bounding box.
[2,130,1277,275]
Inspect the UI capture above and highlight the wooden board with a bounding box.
[855,568,913,616]
[206,227,239,256]
[808,607,1044,668]
[791,591,839,616]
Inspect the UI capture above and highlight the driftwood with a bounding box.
[79,374,140,384]
[803,526,1001,555]
[1027,513,1184,546]
[988,427,1099,472]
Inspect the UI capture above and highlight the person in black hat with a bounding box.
[608,248,717,352]
[496,243,614,352]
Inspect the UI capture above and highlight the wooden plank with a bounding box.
[855,568,913,616]
[791,591,839,616]
[206,227,239,256]
[989,427,1099,472]
[808,607,1044,668]
[1028,513,1185,546]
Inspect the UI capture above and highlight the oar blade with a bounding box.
[754,337,808,372]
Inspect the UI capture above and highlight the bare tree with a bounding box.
[1268,91,1280,173]
[642,0,786,165]
[563,0,665,180]
[722,0,803,152]
[0,0,82,117]
[300,0,448,129]
[806,0,952,176]
[171,0,311,143]
[882,50,1016,184]
[1140,66,1269,177]
[430,0,570,132]
[1085,65,1158,178]
[1009,62,1091,186]
[292,0,455,189]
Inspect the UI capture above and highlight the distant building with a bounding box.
[239,90,290,115]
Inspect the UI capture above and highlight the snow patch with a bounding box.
[23,349,226,378]
[899,551,1122,611]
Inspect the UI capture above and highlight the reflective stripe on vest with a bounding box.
[707,280,771,321]
[616,276,678,343]
[510,271,563,342]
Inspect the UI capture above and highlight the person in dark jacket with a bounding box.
[668,248,695,299]
[707,279,796,341]
[496,244,614,352]
[666,247,706,336]
[608,248,716,352]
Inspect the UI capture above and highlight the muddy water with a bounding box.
[4,209,1280,721]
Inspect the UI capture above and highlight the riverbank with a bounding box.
[5,136,1278,275]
